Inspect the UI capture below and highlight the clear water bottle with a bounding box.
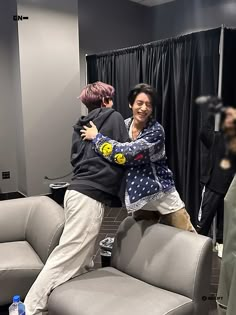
[9,295,26,315]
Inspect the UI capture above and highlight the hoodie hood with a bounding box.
[74,108,115,132]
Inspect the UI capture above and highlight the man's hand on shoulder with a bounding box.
[80,121,98,140]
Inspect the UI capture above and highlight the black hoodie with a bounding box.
[69,107,129,205]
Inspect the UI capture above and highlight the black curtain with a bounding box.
[87,48,143,118]
[141,30,220,224]
[86,29,220,224]
[222,28,236,106]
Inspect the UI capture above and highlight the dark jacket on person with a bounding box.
[200,115,235,195]
[68,107,129,206]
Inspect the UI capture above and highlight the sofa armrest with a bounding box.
[25,196,65,264]
[0,198,30,242]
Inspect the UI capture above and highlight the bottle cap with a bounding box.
[13,295,20,303]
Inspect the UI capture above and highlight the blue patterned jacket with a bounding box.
[92,117,176,212]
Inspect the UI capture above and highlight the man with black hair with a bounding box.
[82,83,196,232]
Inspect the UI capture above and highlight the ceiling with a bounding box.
[128,0,175,7]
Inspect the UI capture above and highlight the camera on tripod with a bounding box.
[195,95,225,114]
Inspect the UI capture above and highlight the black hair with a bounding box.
[128,83,157,107]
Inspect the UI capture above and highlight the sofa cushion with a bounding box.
[0,241,43,304]
[48,267,193,315]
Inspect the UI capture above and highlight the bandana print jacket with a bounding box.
[92,117,176,212]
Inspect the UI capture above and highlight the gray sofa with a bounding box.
[0,196,65,305]
[48,216,212,315]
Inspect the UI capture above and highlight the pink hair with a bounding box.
[79,81,115,111]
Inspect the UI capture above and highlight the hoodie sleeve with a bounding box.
[70,129,85,167]
[109,111,130,143]
[70,110,128,169]
[92,124,165,166]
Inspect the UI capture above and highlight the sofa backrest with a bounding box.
[25,196,65,263]
[0,196,65,264]
[111,217,212,301]
[0,198,31,242]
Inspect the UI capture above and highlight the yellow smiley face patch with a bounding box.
[114,153,126,165]
[99,142,113,157]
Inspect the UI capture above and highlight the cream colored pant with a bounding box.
[24,189,104,315]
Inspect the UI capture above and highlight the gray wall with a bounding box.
[0,0,19,193]
[78,0,152,53]
[0,0,80,195]
[17,0,80,196]
[150,0,236,40]
[78,0,153,115]
[0,0,153,195]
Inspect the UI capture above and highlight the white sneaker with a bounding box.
[217,243,223,258]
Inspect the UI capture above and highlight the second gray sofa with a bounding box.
[48,217,212,315]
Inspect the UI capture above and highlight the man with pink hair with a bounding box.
[24,81,129,315]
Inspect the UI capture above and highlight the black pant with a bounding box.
[197,186,224,242]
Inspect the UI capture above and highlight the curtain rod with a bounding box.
[86,26,226,58]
